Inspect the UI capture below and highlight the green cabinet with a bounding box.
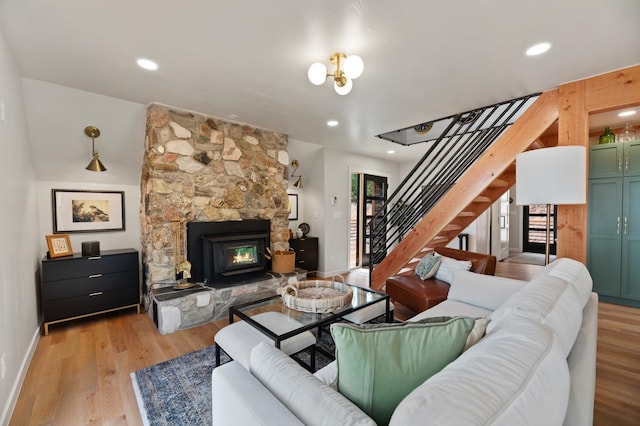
[622,177,640,300]
[589,140,640,178]
[588,142,640,307]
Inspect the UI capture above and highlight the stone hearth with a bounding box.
[151,271,306,334]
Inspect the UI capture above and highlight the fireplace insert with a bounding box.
[186,220,271,286]
[203,233,268,279]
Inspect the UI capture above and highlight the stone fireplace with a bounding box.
[140,103,293,315]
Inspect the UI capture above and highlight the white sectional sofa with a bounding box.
[211,258,598,425]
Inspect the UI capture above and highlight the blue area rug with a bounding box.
[131,345,230,426]
[131,334,337,425]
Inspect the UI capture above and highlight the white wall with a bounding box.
[286,138,324,234]
[0,25,41,424]
[289,139,403,276]
[321,148,401,276]
[21,78,146,185]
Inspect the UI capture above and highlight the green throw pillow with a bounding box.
[330,317,478,425]
[414,253,442,280]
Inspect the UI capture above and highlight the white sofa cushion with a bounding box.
[250,342,375,426]
[409,299,492,322]
[447,269,527,311]
[488,275,583,357]
[565,292,598,426]
[211,360,304,425]
[536,258,593,307]
[390,319,570,426]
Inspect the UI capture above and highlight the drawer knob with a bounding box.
[299,249,306,252]
[88,274,103,278]
[88,256,102,260]
[89,292,103,297]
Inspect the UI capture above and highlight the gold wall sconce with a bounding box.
[85,125,107,172]
[291,160,303,188]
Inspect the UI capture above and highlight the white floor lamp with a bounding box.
[516,146,587,265]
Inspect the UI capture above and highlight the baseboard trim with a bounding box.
[1,326,40,425]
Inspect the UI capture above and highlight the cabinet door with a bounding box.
[621,176,640,300]
[587,178,623,297]
[590,144,623,179]
[623,140,640,177]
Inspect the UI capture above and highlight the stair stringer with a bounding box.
[371,89,560,290]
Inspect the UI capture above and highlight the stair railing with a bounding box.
[369,93,540,269]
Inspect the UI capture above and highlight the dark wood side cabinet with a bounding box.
[40,248,140,335]
[289,237,319,276]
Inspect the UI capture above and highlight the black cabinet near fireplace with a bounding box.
[187,220,271,286]
[289,237,319,276]
[40,248,140,335]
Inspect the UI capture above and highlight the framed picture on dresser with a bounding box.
[45,234,73,258]
[52,189,125,233]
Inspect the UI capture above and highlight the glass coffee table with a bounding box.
[226,284,391,368]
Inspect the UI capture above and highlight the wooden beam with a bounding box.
[557,80,588,263]
[586,65,640,113]
[371,90,559,289]
[559,64,640,262]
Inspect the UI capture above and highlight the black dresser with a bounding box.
[289,237,319,276]
[40,248,140,335]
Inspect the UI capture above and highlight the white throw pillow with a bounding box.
[434,255,472,284]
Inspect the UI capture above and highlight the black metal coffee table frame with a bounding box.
[219,284,391,370]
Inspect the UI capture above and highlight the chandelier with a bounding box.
[307,52,364,95]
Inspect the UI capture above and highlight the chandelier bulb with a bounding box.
[343,55,364,79]
[334,77,352,95]
[308,62,328,85]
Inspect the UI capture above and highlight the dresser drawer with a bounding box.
[290,238,318,271]
[43,287,140,322]
[42,251,138,281]
[42,270,139,301]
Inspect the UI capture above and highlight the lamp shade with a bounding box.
[86,153,107,172]
[516,146,586,205]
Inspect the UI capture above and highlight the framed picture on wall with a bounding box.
[45,234,73,258]
[52,189,125,233]
[288,194,298,221]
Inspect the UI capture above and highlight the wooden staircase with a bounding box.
[371,89,560,290]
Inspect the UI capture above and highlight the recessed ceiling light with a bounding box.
[327,120,339,127]
[618,110,637,118]
[137,58,158,70]
[526,42,551,56]
[386,150,395,154]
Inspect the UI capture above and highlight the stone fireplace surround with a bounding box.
[141,103,294,325]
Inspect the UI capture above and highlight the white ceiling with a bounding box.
[2,0,640,167]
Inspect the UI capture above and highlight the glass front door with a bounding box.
[523,204,557,254]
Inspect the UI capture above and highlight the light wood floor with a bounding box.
[9,263,640,425]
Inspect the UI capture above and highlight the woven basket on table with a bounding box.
[281,280,353,313]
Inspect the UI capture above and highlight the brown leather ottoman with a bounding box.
[386,273,450,313]
[385,247,497,314]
